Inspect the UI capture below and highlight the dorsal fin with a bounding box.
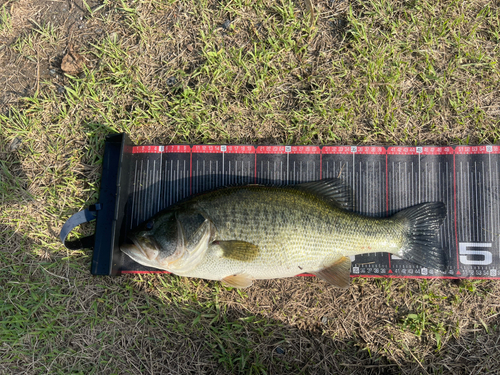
[295,178,353,211]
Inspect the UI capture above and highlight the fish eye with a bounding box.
[146,220,154,230]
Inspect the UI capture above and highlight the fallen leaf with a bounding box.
[61,44,85,75]
[9,137,22,152]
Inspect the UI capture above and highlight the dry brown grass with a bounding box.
[1,0,500,373]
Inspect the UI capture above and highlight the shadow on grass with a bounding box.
[0,133,31,205]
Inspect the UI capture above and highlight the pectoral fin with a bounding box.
[216,240,260,262]
[222,273,254,288]
[313,256,352,289]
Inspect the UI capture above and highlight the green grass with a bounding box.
[1,0,500,373]
[0,4,12,34]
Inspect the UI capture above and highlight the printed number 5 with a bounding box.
[459,243,493,265]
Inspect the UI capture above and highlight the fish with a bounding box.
[120,178,447,288]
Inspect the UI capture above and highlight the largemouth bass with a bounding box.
[121,179,447,288]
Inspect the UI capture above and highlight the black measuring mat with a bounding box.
[63,135,500,279]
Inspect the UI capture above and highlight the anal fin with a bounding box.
[313,256,352,289]
[222,273,254,288]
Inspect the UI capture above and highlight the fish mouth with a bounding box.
[120,236,160,263]
[120,237,143,259]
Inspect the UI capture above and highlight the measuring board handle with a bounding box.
[59,204,102,250]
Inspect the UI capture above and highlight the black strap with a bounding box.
[59,204,102,250]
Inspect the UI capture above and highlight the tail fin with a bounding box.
[393,202,447,272]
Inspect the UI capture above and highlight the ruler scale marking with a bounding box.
[489,154,493,246]
[131,160,137,229]
[146,159,151,221]
[122,144,500,278]
[475,162,479,242]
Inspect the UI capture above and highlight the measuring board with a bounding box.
[72,134,500,279]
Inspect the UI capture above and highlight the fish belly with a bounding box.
[186,242,344,281]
